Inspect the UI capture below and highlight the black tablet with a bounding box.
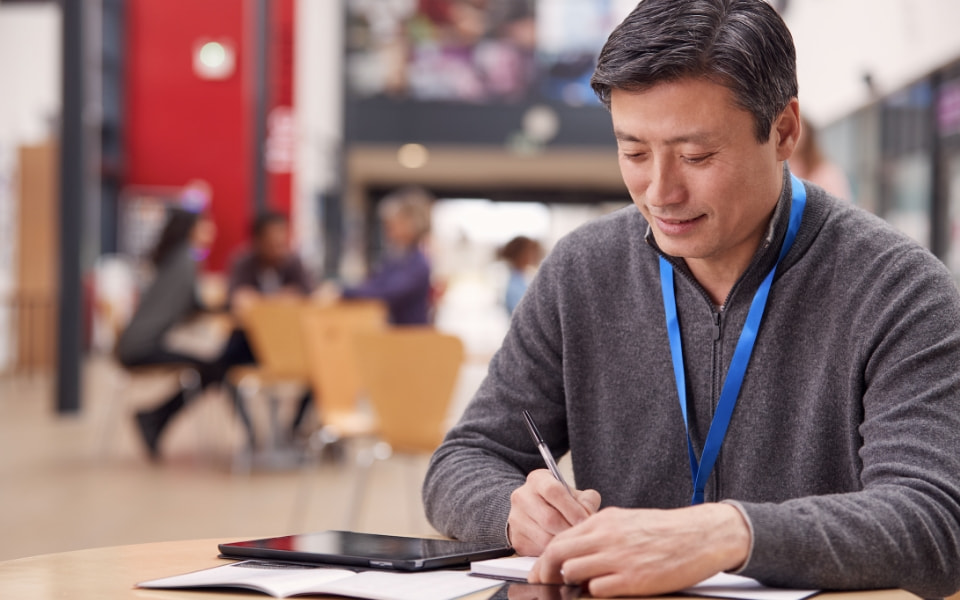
[218,531,514,571]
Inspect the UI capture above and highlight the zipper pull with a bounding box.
[714,311,722,341]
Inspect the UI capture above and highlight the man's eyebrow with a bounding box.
[613,129,718,145]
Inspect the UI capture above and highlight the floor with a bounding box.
[0,354,491,563]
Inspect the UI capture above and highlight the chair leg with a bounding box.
[289,426,340,532]
[267,394,282,448]
[231,376,260,474]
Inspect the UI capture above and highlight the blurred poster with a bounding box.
[346,0,635,105]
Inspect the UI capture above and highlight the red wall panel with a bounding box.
[267,0,295,217]
[125,0,253,271]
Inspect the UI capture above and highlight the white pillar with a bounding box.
[293,0,344,277]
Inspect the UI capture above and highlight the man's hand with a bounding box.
[528,502,751,598]
[507,469,601,556]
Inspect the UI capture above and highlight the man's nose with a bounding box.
[645,158,683,207]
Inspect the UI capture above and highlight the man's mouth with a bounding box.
[654,214,705,234]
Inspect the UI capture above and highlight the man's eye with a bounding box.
[683,153,713,164]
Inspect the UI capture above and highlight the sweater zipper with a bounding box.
[655,252,771,503]
[711,307,723,501]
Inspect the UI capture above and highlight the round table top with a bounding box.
[0,538,922,600]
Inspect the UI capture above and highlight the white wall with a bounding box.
[0,4,61,371]
[0,4,61,144]
[293,0,343,275]
[787,0,960,125]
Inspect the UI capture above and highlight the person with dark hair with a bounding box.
[117,195,221,460]
[221,210,316,441]
[498,235,542,315]
[423,1,960,598]
[228,211,313,310]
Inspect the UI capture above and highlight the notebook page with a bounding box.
[138,560,357,598]
[322,569,503,600]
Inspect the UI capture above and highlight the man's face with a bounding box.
[611,79,795,275]
[257,221,290,266]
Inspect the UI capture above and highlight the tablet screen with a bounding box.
[219,531,513,570]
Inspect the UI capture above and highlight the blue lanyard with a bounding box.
[659,174,807,505]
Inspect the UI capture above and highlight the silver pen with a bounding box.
[522,409,575,498]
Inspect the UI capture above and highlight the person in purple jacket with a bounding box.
[339,187,434,325]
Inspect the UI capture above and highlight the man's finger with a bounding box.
[552,547,616,585]
[512,480,578,536]
[576,488,601,514]
[508,524,550,557]
[531,471,593,526]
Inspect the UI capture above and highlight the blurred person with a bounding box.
[423,0,960,597]
[498,235,543,315]
[228,211,314,315]
[790,114,853,201]
[324,187,434,325]
[222,211,316,442]
[116,184,224,460]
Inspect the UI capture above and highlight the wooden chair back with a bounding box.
[239,298,310,380]
[353,328,464,454]
[301,301,389,423]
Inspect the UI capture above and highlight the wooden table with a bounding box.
[0,538,923,599]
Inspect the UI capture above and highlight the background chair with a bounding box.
[290,300,388,528]
[347,327,465,529]
[227,297,311,471]
[302,300,389,445]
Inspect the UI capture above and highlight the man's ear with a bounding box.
[773,99,801,161]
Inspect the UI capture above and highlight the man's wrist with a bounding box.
[717,500,754,573]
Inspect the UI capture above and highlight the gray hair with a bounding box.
[378,186,434,242]
[591,0,798,143]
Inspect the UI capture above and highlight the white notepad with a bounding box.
[138,560,503,600]
[470,556,537,582]
[469,556,819,600]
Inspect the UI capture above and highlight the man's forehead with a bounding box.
[613,128,720,146]
[608,82,746,144]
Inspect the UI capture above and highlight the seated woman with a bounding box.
[115,187,225,460]
[332,187,434,325]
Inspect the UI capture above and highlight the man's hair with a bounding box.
[591,0,797,143]
[251,211,287,239]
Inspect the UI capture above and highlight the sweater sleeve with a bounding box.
[342,252,429,304]
[422,242,571,544]
[735,244,960,599]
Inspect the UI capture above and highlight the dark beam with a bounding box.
[56,0,85,414]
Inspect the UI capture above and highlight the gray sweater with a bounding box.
[116,244,201,365]
[423,169,960,598]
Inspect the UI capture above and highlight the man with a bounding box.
[229,211,313,309]
[223,211,315,442]
[422,1,960,598]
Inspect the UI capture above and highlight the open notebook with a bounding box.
[138,560,502,600]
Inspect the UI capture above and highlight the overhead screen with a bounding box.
[344,0,637,146]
